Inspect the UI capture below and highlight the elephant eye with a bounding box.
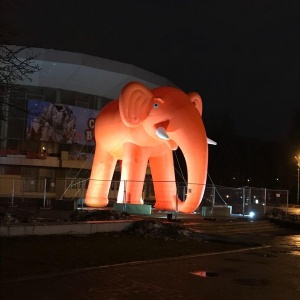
[153,103,159,109]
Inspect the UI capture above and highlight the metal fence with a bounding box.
[0,177,289,214]
[201,185,289,215]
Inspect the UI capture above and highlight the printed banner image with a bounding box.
[26,100,98,145]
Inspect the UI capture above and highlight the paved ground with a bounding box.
[1,238,299,300]
[1,206,299,299]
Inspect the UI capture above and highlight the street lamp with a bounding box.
[295,155,300,205]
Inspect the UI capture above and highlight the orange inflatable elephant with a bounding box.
[85,81,215,213]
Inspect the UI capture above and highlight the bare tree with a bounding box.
[0,0,41,122]
[0,44,40,121]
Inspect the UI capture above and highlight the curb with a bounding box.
[0,220,134,236]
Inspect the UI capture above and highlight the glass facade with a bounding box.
[1,85,111,153]
[0,85,112,179]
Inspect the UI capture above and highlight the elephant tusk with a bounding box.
[156,127,170,140]
[207,138,217,145]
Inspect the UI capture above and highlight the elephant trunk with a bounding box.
[169,109,208,213]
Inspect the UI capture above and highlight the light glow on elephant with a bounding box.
[85,81,213,213]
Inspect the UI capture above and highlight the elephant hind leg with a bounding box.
[85,147,117,207]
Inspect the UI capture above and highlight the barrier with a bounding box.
[0,176,290,215]
[113,203,152,215]
[202,206,232,217]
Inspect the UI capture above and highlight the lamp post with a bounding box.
[295,155,300,205]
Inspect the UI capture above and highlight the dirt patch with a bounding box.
[128,219,203,241]
[0,209,131,224]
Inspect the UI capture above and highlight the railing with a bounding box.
[0,176,290,213]
[202,185,289,215]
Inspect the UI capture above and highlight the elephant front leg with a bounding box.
[118,143,149,204]
[149,150,178,211]
[85,147,117,207]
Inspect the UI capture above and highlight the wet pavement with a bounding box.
[1,206,299,299]
[1,234,299,300]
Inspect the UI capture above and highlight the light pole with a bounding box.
[295,155,300,205]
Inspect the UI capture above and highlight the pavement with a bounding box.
[1,205,299,300]
[1,236,299,300]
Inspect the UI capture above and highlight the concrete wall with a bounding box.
[0,220,134,236]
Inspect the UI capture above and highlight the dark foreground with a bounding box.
[0,231,250,281]
[0,206,299,299]
[1,233,299,300]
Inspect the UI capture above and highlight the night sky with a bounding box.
[1,0,299,141]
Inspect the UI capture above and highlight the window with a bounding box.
[7,119,25,139]
[60,90,75,106]
[0,165,21,175]
[27,86,44,96]
[44,88,57,102]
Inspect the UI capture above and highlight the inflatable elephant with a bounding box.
[85,81,215,213]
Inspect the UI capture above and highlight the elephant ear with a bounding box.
[188,92,203,116]
[119,82,153,127]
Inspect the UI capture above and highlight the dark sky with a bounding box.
[2,0,299,141]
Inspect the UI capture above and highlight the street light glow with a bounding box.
[295,155,300,205]
[295,155,300,167]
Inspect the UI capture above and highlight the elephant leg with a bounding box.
[149,150,178,211]
[119,143,149,204]
[85,147,117,207]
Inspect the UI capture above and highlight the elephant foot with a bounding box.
[85,196,109,208]
[154,202,177,211]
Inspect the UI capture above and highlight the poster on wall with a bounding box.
[26,100,98,145]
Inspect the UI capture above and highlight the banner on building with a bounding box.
[26,100,98,145]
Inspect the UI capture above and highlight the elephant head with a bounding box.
[117,82,214,213]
